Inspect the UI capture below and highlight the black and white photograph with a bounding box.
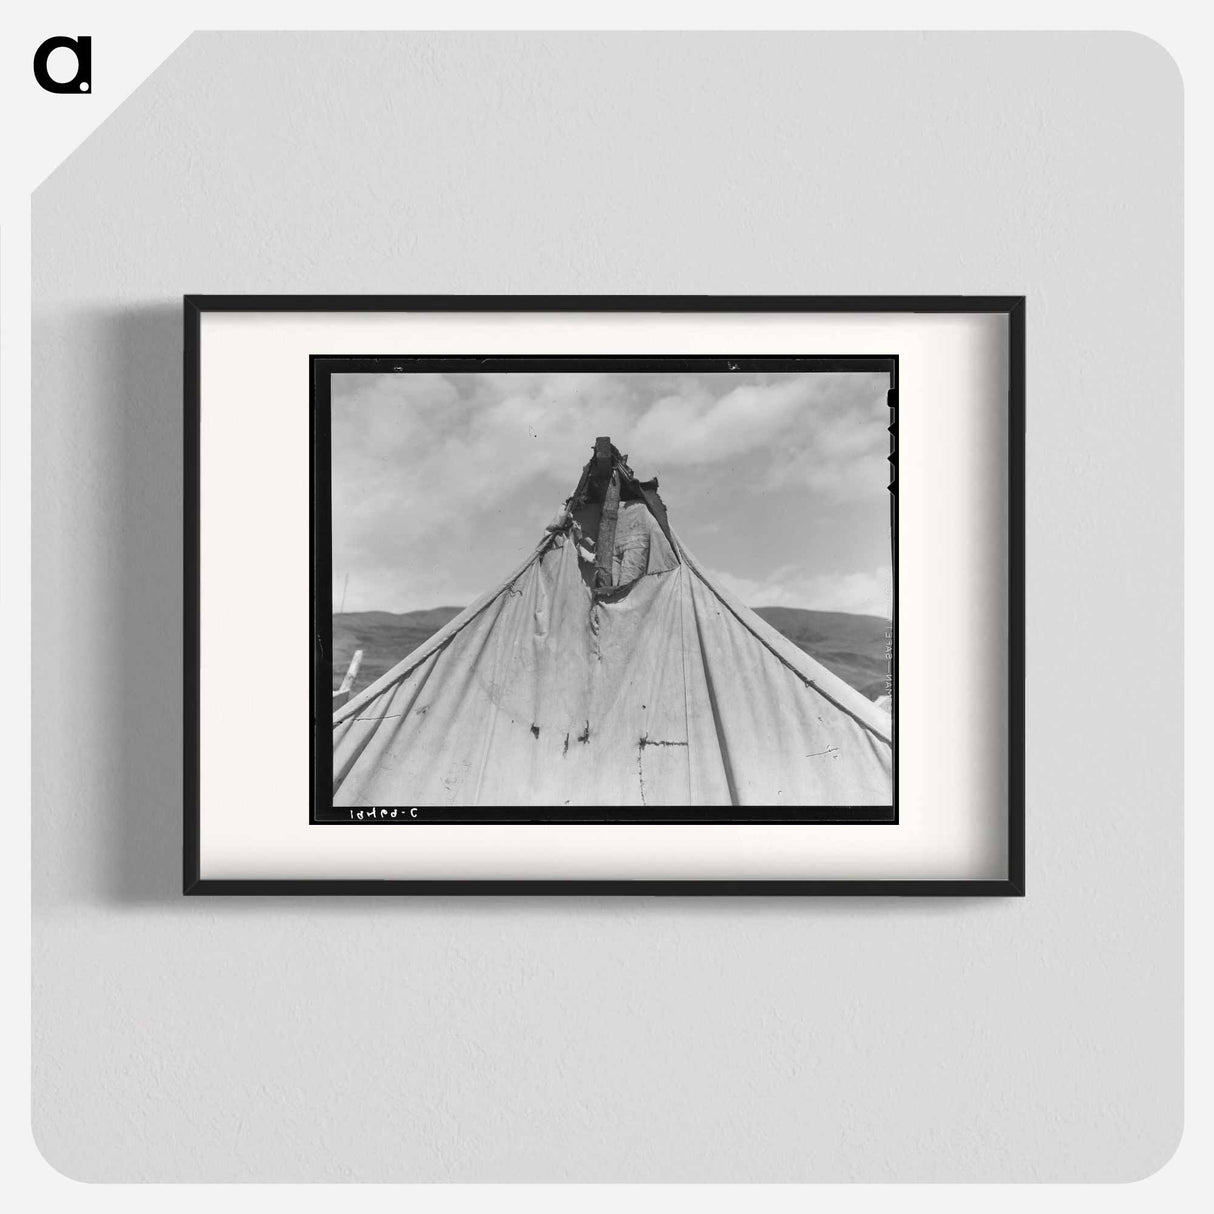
[186,294,1021,892]
[318,357,897,823]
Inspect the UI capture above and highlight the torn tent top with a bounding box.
[333,437,892,808]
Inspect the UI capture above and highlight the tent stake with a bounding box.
[333,648,364,709]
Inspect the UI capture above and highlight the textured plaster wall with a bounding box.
[31,33,1182,1181]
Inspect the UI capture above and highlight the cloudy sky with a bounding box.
[330,368,892,619]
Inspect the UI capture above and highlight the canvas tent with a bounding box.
[333,438,892,808]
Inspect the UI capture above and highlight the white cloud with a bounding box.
[332,369,888,529]
[330,369,892,613]
[629,373,890,501]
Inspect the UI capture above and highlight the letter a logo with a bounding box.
[33,35,92,94]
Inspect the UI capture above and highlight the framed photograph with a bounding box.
[185,296,1023,894]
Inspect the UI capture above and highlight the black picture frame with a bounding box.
[184,295,1025,896]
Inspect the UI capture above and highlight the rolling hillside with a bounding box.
[331,607,464,693]
[752,607,892,700]
[333,605,892,701]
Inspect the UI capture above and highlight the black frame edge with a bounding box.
[1006,297,1026,896]
[184,293,1025,315]
[184,296,203,895]
[186,879,1025,897]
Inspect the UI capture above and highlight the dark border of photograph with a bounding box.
[311,354,898,825]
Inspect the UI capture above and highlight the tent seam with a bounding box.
[676,540,892,746]
[332,534,558,724]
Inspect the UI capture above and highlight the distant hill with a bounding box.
[752,607,892,700]
[333,605,892,701]
[332,607,463,693]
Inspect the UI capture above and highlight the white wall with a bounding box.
[31,32,1182,1181]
